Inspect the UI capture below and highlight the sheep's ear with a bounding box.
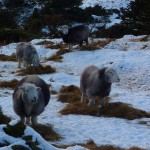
[37,87,41,92]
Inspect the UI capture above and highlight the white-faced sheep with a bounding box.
[13,75,50,125]
[16,42,40,68]
[80,65,120,110]
[59,25,89,50]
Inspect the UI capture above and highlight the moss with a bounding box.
[4,121,26,137]
[17,65,55,76]
[31,124,61,141]
[0,79,18,89]
[0,53,16,61]
[60,102,150,120]
[0,107,11,124]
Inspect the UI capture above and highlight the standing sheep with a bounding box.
[13,75,50,125]
[59,25,89,50]
[80,65,120,109]
[16,42,40,68]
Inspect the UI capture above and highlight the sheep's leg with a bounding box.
[96,97,104,116]
[23,61,28,68]
[81,92,86,103]
[85,39,88,46]
[26,117,30,125]
[87,92,95,106]
[18,60,21,68]
[68,43,73,51]
[20,117,25,124]
[31,116,37,125]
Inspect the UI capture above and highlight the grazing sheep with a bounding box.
[16,42,40,68]
[13,75,50,125]
[59,25,89,50]
[80,65,120,109]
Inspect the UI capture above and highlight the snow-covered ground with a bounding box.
[0,35,150,149]
[81,0,132,9]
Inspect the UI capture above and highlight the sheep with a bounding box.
[16,42,40,68]
[80,65,120,111]
[58,25,89,50]
[13,75,50,125]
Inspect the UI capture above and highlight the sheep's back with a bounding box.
[80,65,98,91]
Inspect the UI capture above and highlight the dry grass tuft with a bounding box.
[47,48,70,62]
[60,101,150,120]
[31,124,61,141]
[80,39,115,51]
[0,53,16,61]
[51,90,58,95]
[58,93,81,103]
[59,85,80,94]
[17,65,55,76]
[57,85,81,103]
[45,43,67,49]
[55,139,145,150]
[0,79,19,89]
[35,40,54,45]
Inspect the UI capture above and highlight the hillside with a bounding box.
[0,35,150,149]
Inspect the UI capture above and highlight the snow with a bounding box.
[81,0,132,10]
[0,35,150,149]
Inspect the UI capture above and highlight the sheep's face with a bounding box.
[61,25,69,35]
[105,68,120,83]
[19,83,41,104]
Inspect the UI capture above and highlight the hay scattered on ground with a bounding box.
[57,85,81,103]
[31,124,61,141]
[0,79,18,89]
[55,139,145,150]
[47,48,71,62]
[80,39,115,51]
[17,65,55,76]
[0,54,16,61]
[59,85,80,93]
[35,40,54,45]
[59,101,150,120]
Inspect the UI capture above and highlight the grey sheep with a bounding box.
[80,65,120,109]
[13,75,50,125]
[59,25,89,50]
[16,42,40,68]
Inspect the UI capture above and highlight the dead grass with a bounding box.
[35,40,54,45]
[0,79,19,89]
[60,101,150,120]
[31,124,61,141]
[47,48,70,62]
[0,53,16,61]
[57,85,81,103]
[17,65,55,76]
[45,43,67,49]
[59,85,80,94]
[80,39,115,51]
[51,90,58,95]
[55,139,145,150]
